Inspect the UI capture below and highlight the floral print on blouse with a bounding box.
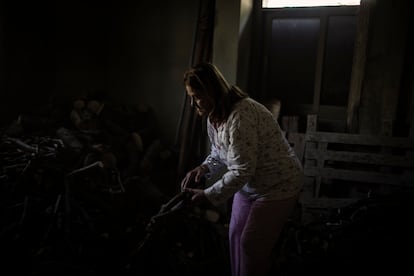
[202,97,303,206]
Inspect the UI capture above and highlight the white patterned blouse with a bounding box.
[202,97,303,206]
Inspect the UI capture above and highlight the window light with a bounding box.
[262,0,360,8]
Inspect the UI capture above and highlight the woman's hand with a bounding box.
[180,165,208,191]
[184,188,208,205]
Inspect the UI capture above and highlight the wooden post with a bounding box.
[409,70,414,137]
[380,0,409,136]
[282,115,299,133]
[312,15,328,115]
[307,114,318,132]
[346,0,374,133]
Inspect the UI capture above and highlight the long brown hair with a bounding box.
[183,63,248,125]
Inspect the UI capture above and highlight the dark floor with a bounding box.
[2,187,413,276]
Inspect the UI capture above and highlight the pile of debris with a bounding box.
[0,97,229,276]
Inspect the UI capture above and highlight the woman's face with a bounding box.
[186,85,214,116]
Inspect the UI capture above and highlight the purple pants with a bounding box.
[229,192,297,276]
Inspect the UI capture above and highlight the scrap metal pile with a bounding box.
[0,99,229,276]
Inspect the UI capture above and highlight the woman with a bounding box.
[181,63,303,276]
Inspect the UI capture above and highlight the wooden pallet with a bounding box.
[284,115,414,223]
[303,130,414,197]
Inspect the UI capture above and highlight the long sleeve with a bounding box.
[203,98,303,206]
[202,145,226,177]
[201,119,226,177]
[204,107,258,205]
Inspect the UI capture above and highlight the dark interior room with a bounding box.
[1,0,413,275]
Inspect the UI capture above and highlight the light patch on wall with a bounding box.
[262,0,360,8]
[240,0,253,35]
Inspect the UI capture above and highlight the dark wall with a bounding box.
[358,0,413,135]
[0,0,198,145]
[1,2,56,122]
